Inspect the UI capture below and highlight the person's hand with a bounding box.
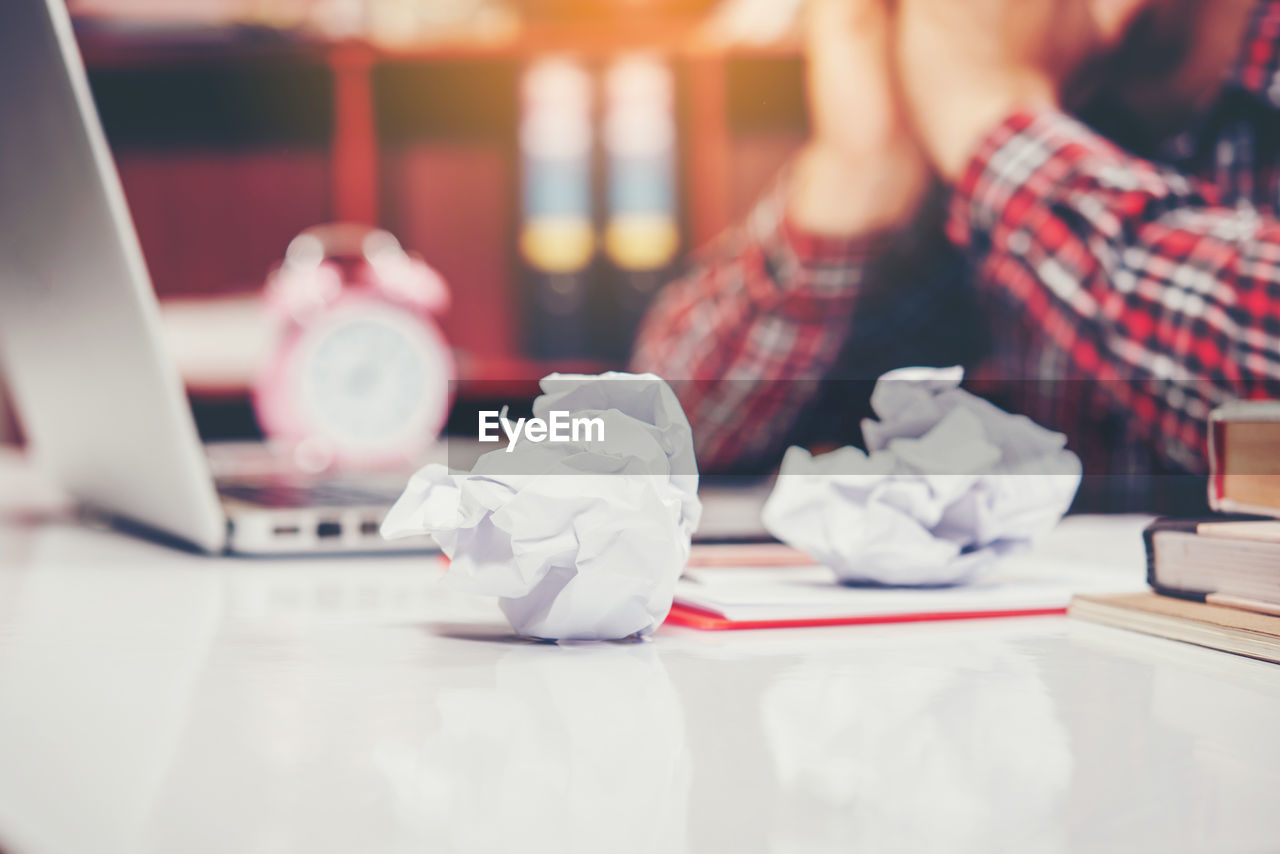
[789,0,930,237]
[895,0,1112,181]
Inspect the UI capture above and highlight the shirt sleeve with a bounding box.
[632,173,976,472]
[948,108,1280,473]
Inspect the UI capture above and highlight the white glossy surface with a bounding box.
[1,452,1279,854]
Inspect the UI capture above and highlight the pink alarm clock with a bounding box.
[253,224,454,470]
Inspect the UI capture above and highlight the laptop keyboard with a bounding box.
[218,480,403,509]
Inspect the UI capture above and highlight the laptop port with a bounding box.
[272,524,301,537]
[360,519,381,537]
[316,521,342,539]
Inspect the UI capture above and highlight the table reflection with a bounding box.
[759,643,1072,854]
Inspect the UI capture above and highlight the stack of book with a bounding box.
[1070,401,1280,663]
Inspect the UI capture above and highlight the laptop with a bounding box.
[0,0,432,555]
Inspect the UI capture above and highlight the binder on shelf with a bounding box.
[597,53,679,361]
[518,56,596,360]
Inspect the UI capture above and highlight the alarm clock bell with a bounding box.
[253,224,455,472]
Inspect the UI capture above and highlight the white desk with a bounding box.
[1,451,1278,854]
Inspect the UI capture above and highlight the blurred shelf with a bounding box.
[161,293,612,410]
[453,355,615,397]
[83,14,806,394]
[74,20,802,68]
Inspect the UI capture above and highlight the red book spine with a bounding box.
[1209,416,1228,511]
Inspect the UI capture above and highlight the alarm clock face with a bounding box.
[292,303,451,461]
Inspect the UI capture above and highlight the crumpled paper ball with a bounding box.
[381,372,701,640]
[761,366,1082,586]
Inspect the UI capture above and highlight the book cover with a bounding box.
[1070,592,1280,665]
[1208,401,1280,518]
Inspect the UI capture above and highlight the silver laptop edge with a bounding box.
[0,0,424,555]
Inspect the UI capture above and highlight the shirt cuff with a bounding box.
[746,169,886,299]
[946,107,1112,252]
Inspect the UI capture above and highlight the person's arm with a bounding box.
[947,107,1280,470]
[632,174,876,472]
[633,165,975,472]
[894,0,1277,472]
[634,0,965,471]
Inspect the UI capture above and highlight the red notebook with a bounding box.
[664,601,1066,632]
[663,562,1144,632]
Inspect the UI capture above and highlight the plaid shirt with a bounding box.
[632,0,1280,512]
